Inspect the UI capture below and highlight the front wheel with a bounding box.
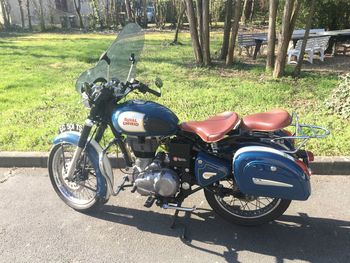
[204,180,291,226]
[48,143,104,212]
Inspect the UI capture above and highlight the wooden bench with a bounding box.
[237,33,267,58]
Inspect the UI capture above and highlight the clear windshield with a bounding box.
[75,23,144,92]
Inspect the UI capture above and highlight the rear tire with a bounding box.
[48,143,104,212]
[204,184,291,226]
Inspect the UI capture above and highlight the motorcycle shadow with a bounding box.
[87,204,350,263]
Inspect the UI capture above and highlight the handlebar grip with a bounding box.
[147,87,161,97]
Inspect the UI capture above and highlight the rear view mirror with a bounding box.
[155,77,163,88]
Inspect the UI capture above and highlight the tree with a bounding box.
[226,0,243,65]
[25,0,32,30]
[293,0,316,77]
[32,0,46,31]
[17,0,25,28]
[73,0,84,28]
[241,0,252,24]
[266,0,278,71]
[171,1,186,45]
[142,0,147,27]
[220,0,233,60]
[90,0,104,28]
[0,0,11,30]
[196,0,203,48]
[125,0,133,22]
[202,0,210,65]
[185,0,203,65]
[273,0,301,78]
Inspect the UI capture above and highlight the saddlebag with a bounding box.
[233,146,311,200]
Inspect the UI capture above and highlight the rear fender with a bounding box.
[53,131,113,200]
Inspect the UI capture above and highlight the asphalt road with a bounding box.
[0,168,349,263]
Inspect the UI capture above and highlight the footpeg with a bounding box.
[162,203,196,212]
[144,196,155,208]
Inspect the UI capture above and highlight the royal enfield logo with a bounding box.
[123,118,140,127]
[118,112,146,132]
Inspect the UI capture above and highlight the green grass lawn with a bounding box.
[0,31,349,155]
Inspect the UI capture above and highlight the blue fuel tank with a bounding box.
[111,100,179,137]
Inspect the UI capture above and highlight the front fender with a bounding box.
[53,131,113,200]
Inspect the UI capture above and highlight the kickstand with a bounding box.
[170,210,191,242]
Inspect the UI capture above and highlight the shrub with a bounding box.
[326,73,350,118]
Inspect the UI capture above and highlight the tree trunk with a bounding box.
[220,0,233,60]
[172,3,186,44]
[287,0,301,41]
[266,0,278,71]
[73,0,84,28]
[196,0,203,47]
[18,0,25,28]
[142,0,147,27]
[226,0,243,65]
[293,0,315,77]
[26,0,32,30]
[202,0,210,65]
[38,0,45,31]
[241,0,252,25]
[273,0,295,78]
[249,0,255,20]
[185,0,203,65]
[112,0,119,26]
[125,0,133,21]
[0,0,10,29]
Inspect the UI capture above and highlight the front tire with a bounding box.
[204,181,291,226]
[48,143,104,212]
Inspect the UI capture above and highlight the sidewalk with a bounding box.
[0,152,349,175]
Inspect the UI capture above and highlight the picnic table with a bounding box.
[289,29,350,56]
[240,28,350,60]
[251,29,325,60]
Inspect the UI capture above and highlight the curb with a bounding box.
[0,152,349,175]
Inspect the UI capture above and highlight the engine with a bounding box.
[126,137,180,197]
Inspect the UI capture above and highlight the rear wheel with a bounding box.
[204,179,291,226]
[48,143,104,212]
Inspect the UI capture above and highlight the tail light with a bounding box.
[306,151,314,162]
[296,159,312,177]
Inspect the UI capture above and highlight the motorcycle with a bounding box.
[48,23,330,227]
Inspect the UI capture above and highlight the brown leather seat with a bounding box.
[180,111,240,143]
[241,109,292,132]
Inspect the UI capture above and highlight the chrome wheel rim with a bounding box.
[52,144,97,208]
[214,180,282,219]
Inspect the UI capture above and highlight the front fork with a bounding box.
[66,119,94,181]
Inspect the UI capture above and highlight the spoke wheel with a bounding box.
[204,179,291,226]
[48,143,103,211]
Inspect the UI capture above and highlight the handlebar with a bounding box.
[136,81,161,97]
[82,78,161,107]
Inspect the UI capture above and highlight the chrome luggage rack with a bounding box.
[270,112,330,154]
